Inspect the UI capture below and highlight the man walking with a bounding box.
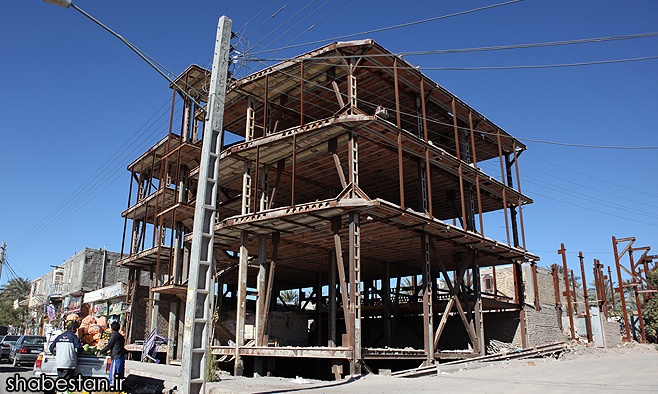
[49,321,83,380]
[99,321,127,385]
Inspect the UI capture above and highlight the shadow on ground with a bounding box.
[123,374,176,394]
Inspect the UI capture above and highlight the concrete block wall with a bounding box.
[132,286,150,341]
[59,248,129,296]
[603,318,622,348]
[153,293,173,338]
[221,310,308,346]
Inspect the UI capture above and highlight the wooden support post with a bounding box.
[255,235,267,346]
[531,262,540,311]
[472,252,485,355]
[234,231,249,376]
[348,212,361,376]
[420,233,434,365]
[259,232,279,344]
[383,262,391,346]
[551,264,563,330]
[332,218,351,341]
[315,273,323,346]
[329,250,337,347]
[512,260,527,348]
[167,300,178,364]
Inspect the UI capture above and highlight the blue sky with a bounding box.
[1,0,656,288]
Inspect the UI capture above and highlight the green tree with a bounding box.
[0,278,30,331]
[279,290,298,305]
[0,278,30,303]
[642,271,658,343]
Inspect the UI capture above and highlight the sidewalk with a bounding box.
[123,360,181,393]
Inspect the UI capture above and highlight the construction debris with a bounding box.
[391,342,567,378]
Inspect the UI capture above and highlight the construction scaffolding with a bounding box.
[118,39,540,381]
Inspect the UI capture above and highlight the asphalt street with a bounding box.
[0,360,35,394]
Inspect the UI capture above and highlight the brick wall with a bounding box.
[484,310,523,348]
[525,307,565,346]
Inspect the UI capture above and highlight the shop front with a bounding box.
[83,282,129,327]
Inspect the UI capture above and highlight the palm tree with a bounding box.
[279,290,298,305]
[0,278,30,303]
[0,278,30,333]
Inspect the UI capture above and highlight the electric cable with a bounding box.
[10,101,184,259]
[262,0,352,61]
[247,0,321,53]
[9,100,175,253]
[257,31,658,60]
[248,0,524,56]
[242,0,295,42]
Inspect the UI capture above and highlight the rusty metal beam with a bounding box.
[612,236,631,341]
[558,243,575,339]
[578,252,593,343]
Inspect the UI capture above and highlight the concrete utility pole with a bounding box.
[180,15,232,394]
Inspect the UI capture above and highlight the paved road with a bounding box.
[0,359,35,394]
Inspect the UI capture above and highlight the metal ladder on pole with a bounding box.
[180,15,232,394]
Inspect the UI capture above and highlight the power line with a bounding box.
[262,0,352,62]
[247,0,322,52]
[523,177,658,220]
[9,99,183,258]
[521,164,658,210]
[524,153,658,199]
[299,54,658,71]
[524,189,658,227]
[518,136,658,149]
[249,0,523,56]
[242,0,295,42]
[259,31,658,61]
[416,55,658,70]
[236,0,280,36]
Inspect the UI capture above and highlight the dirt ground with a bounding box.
[207,342,658,393]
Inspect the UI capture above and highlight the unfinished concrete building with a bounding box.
[118,40,539,377]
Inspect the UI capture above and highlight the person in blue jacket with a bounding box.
[49,321,83,380]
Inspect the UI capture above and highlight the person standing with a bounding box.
[99,321,127,385]
[49,321,83,380]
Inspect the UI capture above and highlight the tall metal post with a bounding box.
[578,252,593,342]
[558,243,575,339]
[612,236,631,342]
[628,250,647,342]
[180,15,232,394]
